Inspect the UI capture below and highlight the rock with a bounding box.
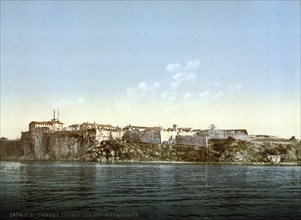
[91,158,98,162]
[1,129,300,164]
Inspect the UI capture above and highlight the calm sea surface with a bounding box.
[0,162,300,220]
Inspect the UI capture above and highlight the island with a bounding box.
[1,112,300,165]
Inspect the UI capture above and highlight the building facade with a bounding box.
[29,118,63,132]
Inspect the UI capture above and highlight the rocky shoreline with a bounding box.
[1,134,300,165]
[1,160,300,166]
[137,161,301,166]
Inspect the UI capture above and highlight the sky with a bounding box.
[1,1,300,139]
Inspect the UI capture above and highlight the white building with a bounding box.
[29,110,63,132]
[267,155,281,163]
[29,118,63,132]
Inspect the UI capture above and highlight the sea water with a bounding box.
[0,162,300,219]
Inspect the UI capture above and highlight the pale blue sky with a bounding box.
[1,1,300,139]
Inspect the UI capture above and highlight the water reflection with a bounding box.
[0,162,300,219]
[8,162,97,214]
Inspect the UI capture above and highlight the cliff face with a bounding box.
[0,132,300,163]
[0,139,23,160]
[1,130,88,161]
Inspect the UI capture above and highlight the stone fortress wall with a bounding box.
[197,129,249,141]
[27,116,249,148]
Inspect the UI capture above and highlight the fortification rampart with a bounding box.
[19,118,249,152]
[123,130,161,144]
[176,135,208,147]
[198,129,249,141]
